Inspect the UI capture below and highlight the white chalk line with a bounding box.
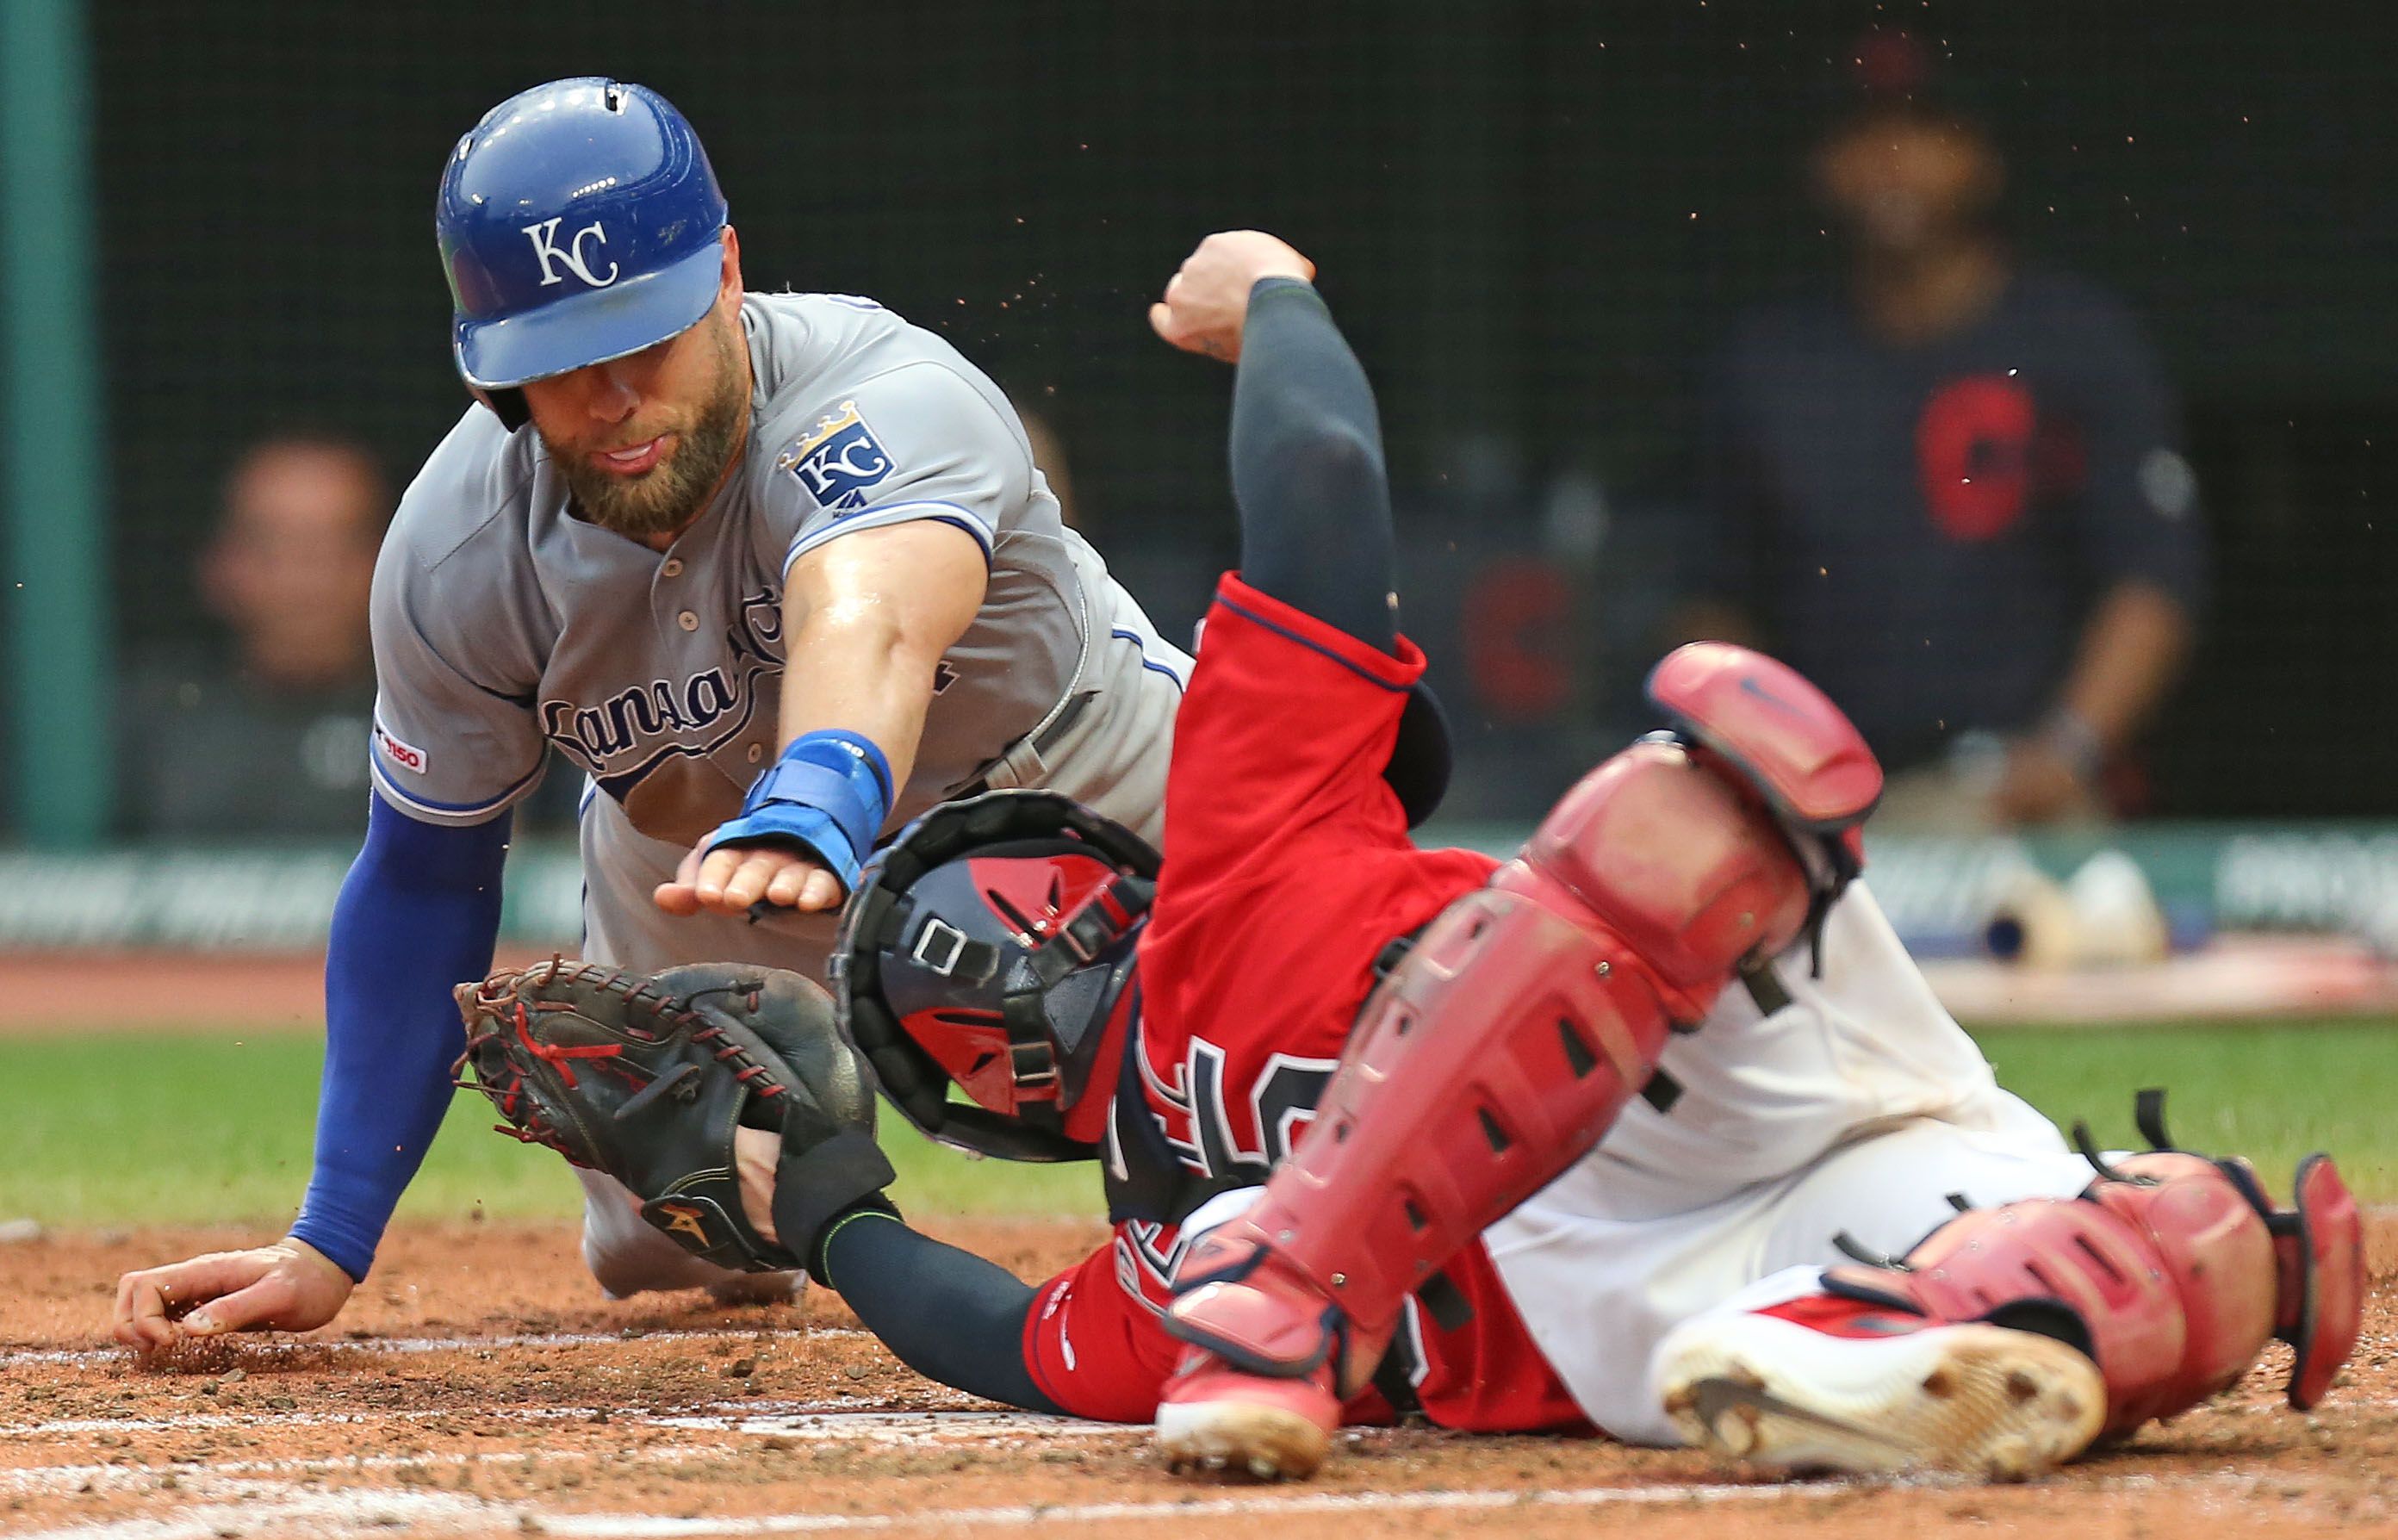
[0,1325,866,1369]
[0,1469,2320,1540]
[509,1481,1834,1538]
[0,1485,497,1540]
[0,1443,737,1495]
[0,1415,1115,1493]
[0,1394,924,1439]
[649,1408,1117,1443]
[0,1476,1826,1540]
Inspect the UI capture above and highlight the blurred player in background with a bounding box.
[1013,402,1083,532]
[111,76,1186,1347]
[1684,37,2205,829]
[119,437,386,839]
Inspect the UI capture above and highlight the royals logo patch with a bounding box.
[780,400,894,512]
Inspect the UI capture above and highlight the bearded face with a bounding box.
[522,301,753,543]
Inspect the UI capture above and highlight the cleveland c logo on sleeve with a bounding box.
[780,400,895,512]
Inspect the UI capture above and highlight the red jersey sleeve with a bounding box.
[1162,574,1427,885]
[1021,1231,1183,1424]
[1137,573,1498,1178]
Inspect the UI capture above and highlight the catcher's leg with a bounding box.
[1656,1103,2364,1477]
[1156,740,1819,1478]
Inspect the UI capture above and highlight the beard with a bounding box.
[548,320,749,542]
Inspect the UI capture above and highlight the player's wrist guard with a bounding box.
[705,730,895,894]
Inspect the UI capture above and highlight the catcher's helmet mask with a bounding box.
[834,791,1159,1163]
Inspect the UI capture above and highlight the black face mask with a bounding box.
[832,792,1161,1164]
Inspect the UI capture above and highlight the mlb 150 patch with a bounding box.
[373,719,431,775]
[780,400,895,512]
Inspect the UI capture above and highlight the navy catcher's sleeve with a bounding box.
[290,795,509,1281]
[1229,278,1399,654]
[815,1207,1062,1413]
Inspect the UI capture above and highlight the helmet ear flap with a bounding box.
[470,385,530,432]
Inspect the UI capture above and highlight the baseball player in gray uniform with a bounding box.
[113,77,1185,1347]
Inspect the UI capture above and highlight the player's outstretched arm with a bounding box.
[1147,230,1316,362]
[731,1127,1060,1413]
[655,519,988,919]
[112,801,510,1347]
[1152,231,1400,651]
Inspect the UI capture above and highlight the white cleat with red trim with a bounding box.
[1655,1298,2105,1481]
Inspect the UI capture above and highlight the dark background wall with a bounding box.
[86,0,2398,818]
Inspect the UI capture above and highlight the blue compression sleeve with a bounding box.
[289,796,511,1281]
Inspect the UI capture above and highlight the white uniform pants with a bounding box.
[1488,1095,2095,1444]
[1483,885,2097,1444]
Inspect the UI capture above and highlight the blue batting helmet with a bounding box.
[437,78,729,401]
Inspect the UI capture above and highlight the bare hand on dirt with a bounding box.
[112,1237,353,1350]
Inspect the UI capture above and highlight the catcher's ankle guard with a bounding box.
[1164,1233,1373,1387]
[1824,1091,2364,1441]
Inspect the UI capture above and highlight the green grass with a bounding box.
[1970,1017,2398,1201]
[3,1017,2391,1229]
[0,1029,1095,1229]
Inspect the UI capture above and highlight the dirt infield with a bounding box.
[0,950,555,1033]
[3,1218,2395,1540]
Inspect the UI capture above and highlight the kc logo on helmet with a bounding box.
[780,400,895,511]
[522,217,620,289]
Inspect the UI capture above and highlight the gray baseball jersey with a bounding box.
[368,292,1171,850]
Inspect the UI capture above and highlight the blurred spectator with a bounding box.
[1014,401,1082,531]
[120,437,386,840]
[1686,44,2205,829]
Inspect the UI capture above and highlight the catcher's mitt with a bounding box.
[453,958,894,1275]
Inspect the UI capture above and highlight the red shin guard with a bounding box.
[1822,1146,2365,1441]
[1168,741,1817,1392]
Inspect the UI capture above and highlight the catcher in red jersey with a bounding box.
[699,233,2360,1483]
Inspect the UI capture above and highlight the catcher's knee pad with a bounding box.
[1513,740,1821,1020]
[1824,1115,2364,1440]
[2118,1146,2363,1415]
[1171,742,1816,1390]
